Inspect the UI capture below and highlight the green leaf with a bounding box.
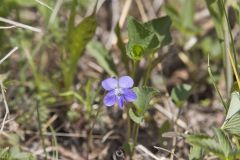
[87,40,118,76]
[127,16,172,60]
[225,92,240,120]
[171,84,192,107]
[222,112,240,136]
[213,128,232,157]
[189,145,205,160]
[129,108,143,124]
[64,14,97,87]
[186,134,224,157]
[143,16,172,48]
[133,87,158,115]
[205,0,224,37]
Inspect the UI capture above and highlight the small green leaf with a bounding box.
[189,145,205,160]
[129,108,143,124]
[171,84,192,107]
[129,45,144,60]
[143,16,172,48]
[186,134,224,157]
[213,128,232,157]
[222,112,240,136]
[87,40,118,76]
[127,16,172,60]
[225,92,240,120]
[133,87,158,115]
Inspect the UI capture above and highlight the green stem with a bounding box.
[36,100,47,160]
[143,54,154,85]
[87,105,102,158]
[126,106,131,143]
[208,55,227,110]
[131,60,137,78]
[220,0,238,69]
[131,123,140,158]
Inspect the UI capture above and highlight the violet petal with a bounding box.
[104,90,117,106]
[119,76,134,88]
[102,77,118,91]
[117,96,125,109]
[123,88,137,102]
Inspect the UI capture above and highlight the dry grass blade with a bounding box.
[0,47,18,132]
[136,144,167,160]
[0,17,42,33]
[0,47,18,65]
[0,25,16,29]
[49,0,64,25]
[119,0,132,28]
[228,48,240,90]
[0,79,9,132]
[35,0,53,10]
[154,146,179,159]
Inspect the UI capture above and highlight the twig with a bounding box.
[136,0,148,22]
[153,146,179,159]
[119,0,132,28]
[0,82,9,132]
[135,144,166,160]
[35,0,53,10]
[49,0,64,25]
[0,25,16,29]
[0,47,18,132]
[0,47,18,65]
[0,17,41,33]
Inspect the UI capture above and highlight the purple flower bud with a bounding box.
[101,76,137,109]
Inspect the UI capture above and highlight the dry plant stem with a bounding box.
[0,47,18,132]
[35,0,53,10]
[36,100,48,160]
[0,25,16,29]
[228,48,240,90]
[0,83,9,132]
[0,47,18,65]
[49,0,64,25]
[154,146,179,159]
[119,0,132,28]
[135,0,148,22]
[0,17,41,32]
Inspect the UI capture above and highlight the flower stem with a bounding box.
[126,106,131,143]
[130,123,140,159]
[143,54,154,85]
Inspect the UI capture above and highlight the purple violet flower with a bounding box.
[101,76,137,109]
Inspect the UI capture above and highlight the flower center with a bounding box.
[114,87,123,97]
